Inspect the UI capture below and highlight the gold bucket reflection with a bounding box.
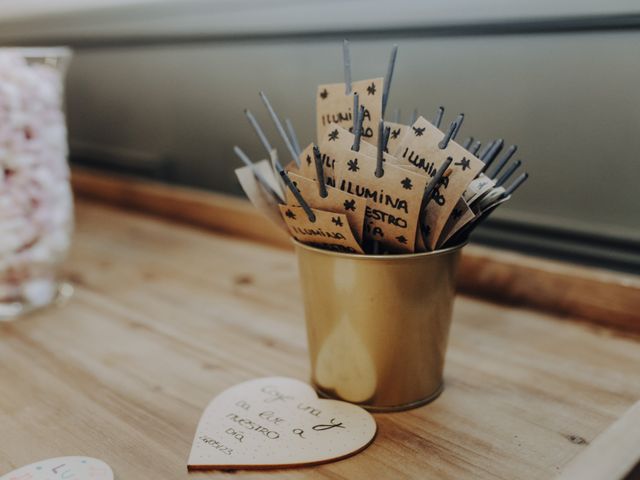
[294,240,463,412]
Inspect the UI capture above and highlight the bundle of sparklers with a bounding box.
[234,41,528,255]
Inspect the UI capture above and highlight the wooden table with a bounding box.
[2,199,640,479]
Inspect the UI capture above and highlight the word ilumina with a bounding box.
[339,180,409,213]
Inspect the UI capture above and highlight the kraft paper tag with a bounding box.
[298,141,339,188]
[463,173,495,205]
[437,198,475,247]
[320,125,399,163]
[279,205,364,254]
[286,173,367,243]
[236,161,287,231]
[187,377,376,470]
[448,193,511,246]
[396,116,484,249]
[333,152,428,253]
[317,77,383,146]
[319,126,401,183]
[385,121,410,156]
[0,457,113,480]
[298,143,316,178]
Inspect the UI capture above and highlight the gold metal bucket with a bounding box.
[294,240,464,412]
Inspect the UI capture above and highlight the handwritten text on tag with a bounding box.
[286,173,367,243]
[317,78,383,147]
[279,205,364,254]
[333,152,427,252]
[396,117,483,248]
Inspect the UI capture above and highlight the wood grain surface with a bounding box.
[1,201,639,478]
[557,400,640,480]
[71,167,640,333]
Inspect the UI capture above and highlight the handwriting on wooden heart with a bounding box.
[1,456,113,480]
[188,377,377,470]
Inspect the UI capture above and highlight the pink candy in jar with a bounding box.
[0,48,73,319]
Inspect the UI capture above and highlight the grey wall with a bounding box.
[1,0,639,272]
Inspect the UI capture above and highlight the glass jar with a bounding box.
[0,48,73,320]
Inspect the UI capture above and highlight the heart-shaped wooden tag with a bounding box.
[1,456,113,480]
[188,377,377,470]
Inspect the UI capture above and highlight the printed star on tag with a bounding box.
[343,199,356,211]
[328,129,339,142]
[455,157,471,171]
[332,216,344,226]
[391,128,400,139]
[366,82,376,95]
[412,126,425,136]
[396,235,408,244]
[320,88,328,99]
[285,209,296,219]
[347,159,359,172]
[401,177,413,190]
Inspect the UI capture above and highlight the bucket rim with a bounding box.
[292,238,467,261]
